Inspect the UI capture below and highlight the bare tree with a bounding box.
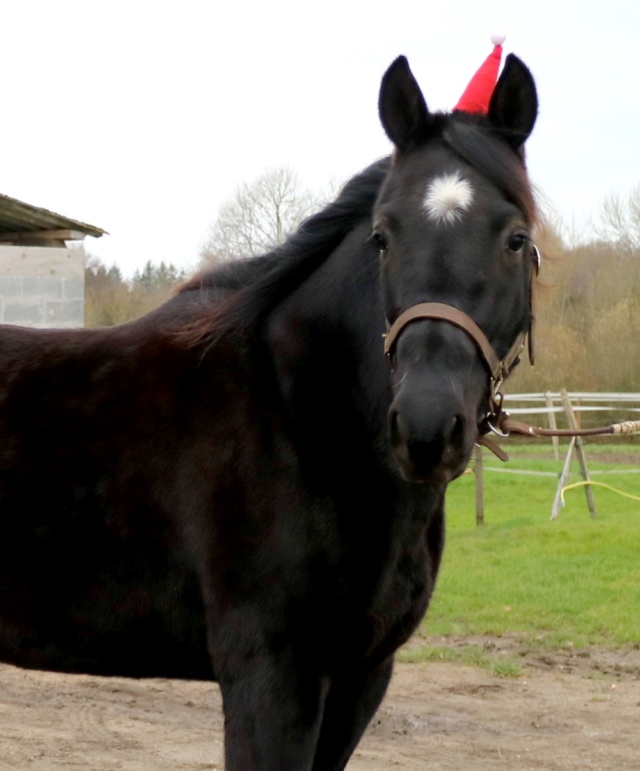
[597,182,640,255]
[201,166,319,265]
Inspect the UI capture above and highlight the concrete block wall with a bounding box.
[0,246,84,328]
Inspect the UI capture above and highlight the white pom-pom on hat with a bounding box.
[491,33,506,46]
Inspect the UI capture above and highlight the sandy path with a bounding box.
[0,643,638,769]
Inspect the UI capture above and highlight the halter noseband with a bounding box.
[383,301,525,385]
[383,245,540,451]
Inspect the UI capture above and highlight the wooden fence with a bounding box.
[473,391,640,524]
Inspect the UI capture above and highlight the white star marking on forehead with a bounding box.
[423,172,474,225]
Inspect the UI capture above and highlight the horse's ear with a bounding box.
[379,56,431,151]
[488,54,538,152]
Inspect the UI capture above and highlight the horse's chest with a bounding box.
[337,511,441,661]
[373,539,432,634]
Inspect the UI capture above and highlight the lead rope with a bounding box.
[501,417,640,438]
[479,396,640,462]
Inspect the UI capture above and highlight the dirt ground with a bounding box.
[0,638,638,770]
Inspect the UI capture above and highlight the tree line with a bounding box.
[509,183,640,394]
[85,257,186,327]
[87,167,640,394]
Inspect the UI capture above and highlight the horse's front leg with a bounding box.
[311,655,394,770]
[219,648,329,771]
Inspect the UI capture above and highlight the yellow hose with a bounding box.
[561,480,640,507]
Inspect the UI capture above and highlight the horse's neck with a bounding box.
[267,223,390,438]
[264,233,440,521]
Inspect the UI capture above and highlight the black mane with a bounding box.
[179,157,390,343]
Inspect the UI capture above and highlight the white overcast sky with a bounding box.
[2,1,639,276]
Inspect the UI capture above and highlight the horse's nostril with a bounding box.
[450,414,465,448]
[389,409,409,449]
[388,409,399,445]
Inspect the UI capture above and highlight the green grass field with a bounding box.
[412,442,640,657]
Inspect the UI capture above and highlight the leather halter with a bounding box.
[383,301,526,386]
[382,245,540,454]
[381,246,640,452]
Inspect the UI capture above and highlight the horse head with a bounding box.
[375,54,539,484]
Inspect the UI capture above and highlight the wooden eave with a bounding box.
[0,193,106,242]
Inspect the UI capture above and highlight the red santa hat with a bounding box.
[454,34,506,114]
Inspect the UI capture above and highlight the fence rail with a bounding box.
[503,392,640,425]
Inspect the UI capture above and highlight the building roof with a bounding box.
[0,192,106,244]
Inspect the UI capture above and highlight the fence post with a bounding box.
[561,389,597,519]
[550,436,576,521]
[475,444,484,526]
[545,390,560,461]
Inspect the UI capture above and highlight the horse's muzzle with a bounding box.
[388,395,471,484]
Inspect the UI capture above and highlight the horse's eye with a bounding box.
[370,231,389,252]
[507,234,527,254]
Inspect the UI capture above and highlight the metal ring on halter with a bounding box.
[532,244,541,275]
[485,390,510,437]
[486,413,510,437]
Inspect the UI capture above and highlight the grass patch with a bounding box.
[417,443,640,652]
[398,644,523,677]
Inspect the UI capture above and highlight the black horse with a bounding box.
[0,54,538,768]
